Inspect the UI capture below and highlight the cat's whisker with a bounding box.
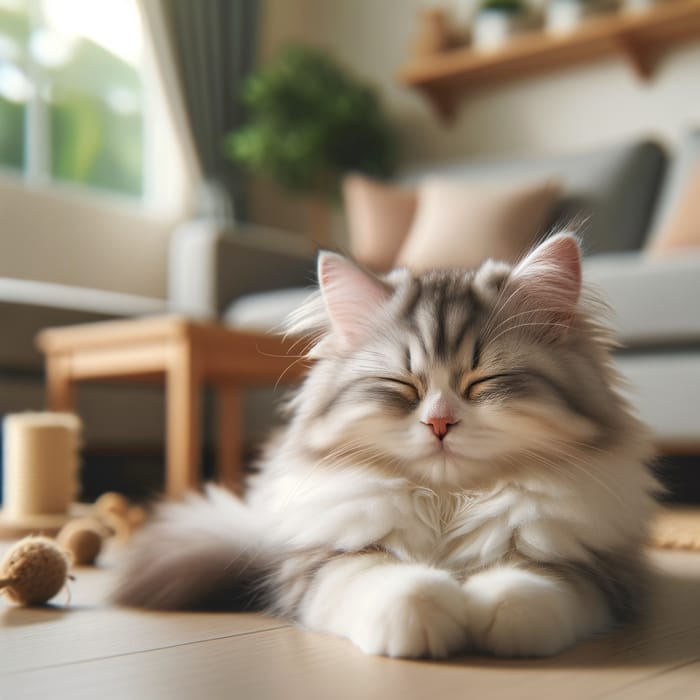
[483,307,564,337]
[274,356,311,390]
[284,331,321,355]
[481,321,573,351]
[256,348,308,361]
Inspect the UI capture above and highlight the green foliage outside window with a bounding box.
[0,97,25,169]
[48,40,143,195]
[0,4,28,170]
[0,1,143,197]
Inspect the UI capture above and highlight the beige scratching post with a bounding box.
[0,412,82,537]
[650,507,700,551]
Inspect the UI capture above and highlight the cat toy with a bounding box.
[54,491,148,565]
[57,518,105,566]
[0,536,71,605]
[93,491,148,541]
[0,491,148,606]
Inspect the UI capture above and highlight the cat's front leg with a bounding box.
[462,565,611,657]
[299,552,469,658]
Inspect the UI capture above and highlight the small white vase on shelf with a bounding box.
[472,6,534,52]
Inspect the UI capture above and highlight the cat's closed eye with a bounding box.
[380,378,421,402]
[368,377,422,411]
[463,373,519,401]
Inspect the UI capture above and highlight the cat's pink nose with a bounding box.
[423,416,456,440]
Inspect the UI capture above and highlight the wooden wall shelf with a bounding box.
[398,0,700,120]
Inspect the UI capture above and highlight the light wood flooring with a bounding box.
[2,543,700,700]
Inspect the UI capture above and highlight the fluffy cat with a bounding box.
[113,233,658,659]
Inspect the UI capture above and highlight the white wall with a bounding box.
[261,0,700,166]
[0,176,176,297]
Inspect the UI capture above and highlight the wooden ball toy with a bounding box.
[94,491,130,519]
[57,518,104,566]
[95,510,131,542]
[125,504,148,531]
[0,536,71,606]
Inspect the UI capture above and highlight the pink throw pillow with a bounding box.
[343,175,417,272]
[647,164,700,255]
[395,177,560,272]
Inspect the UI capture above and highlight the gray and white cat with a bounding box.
[114,233,658,659]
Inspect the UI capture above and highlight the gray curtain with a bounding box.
[159,0,258,223]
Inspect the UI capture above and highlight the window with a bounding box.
[0,0,144,197]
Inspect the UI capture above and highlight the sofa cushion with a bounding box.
[646,163,700,255]
[583,252,700,345]
[343,175,417,272]
[401,139,666,255]
[648,129,700,239]
[396,176,559,271]
[223,287,314,333]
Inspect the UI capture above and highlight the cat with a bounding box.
[113,233,658,659]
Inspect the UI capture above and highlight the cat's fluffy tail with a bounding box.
[111,485,274,610]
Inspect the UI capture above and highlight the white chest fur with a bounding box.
[382,487,527,572]
[254,451,654,574]
[260,471,551,571]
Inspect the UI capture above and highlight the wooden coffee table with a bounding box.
[37,315,305,498]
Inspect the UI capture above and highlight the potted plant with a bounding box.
[226,45,397,246]
[472,0,535,51]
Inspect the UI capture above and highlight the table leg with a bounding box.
[45,354,76,412]
[166,342,201,499]
[216,384,243,494]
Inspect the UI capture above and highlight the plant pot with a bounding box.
[307,197,334,248]
[472,10,533,52]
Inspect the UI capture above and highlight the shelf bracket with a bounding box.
[422,85,461,123]
[615,35,654,80]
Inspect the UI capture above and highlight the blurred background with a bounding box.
[1,0,699,501]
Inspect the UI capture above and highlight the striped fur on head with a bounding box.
[282,233,645,489]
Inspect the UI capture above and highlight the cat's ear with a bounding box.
[318,252,391,350]
[507,233,582,331]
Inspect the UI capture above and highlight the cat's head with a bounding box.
[287,234,629,488]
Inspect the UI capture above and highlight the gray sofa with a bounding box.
[211,134,700,452]
[582,130,700,450]
[2,133,699,455]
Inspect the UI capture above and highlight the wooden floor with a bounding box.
[2,544,700,700]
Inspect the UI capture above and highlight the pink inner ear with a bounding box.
[318,252,391,348]
[509,233,582,323]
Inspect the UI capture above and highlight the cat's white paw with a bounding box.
[350,568,469,658]
[463,567,579,657]
[303,559,469,658]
